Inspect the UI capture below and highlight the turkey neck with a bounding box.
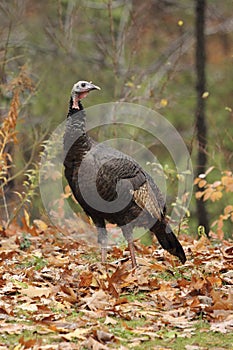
[64,98,92,167]
[67,97,88,134]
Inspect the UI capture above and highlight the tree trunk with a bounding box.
[195,0,210,235]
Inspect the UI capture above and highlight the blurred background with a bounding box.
[0,0,232,238]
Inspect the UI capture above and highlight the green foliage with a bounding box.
[19,233,32,250]
[19,255,48,271]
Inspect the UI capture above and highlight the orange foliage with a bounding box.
[195,168,233,239]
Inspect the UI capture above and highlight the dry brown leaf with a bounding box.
[19,336,37,349]
[60,285,77,303]
[0,323,34,334]
[221,270,233,284]
[83,290,111,311]
[79,309,107,319]
[210,318,233,333]
[0,236,19,251]
[79,270,94,287]
[47,254,70,267]
[222,245,233,259]
[33,219,48,231]
[20,285,52,298]
[82,336,109,350]
[192,236,210,252]
[190,274,207,291]
[17,302,38,312]
[63,327,91,340]
[161,313,197,329]
[210,289,233,310]
[96,329,114,343]
[104,316,118,325]
[206,275,222,287]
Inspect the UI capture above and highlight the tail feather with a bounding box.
[151,221,186,264]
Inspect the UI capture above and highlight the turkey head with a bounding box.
[71,81,101,109]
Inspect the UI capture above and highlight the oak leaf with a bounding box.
[20,285,52,298]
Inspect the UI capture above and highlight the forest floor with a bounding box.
[0,220,233,350]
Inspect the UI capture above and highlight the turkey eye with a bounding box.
[81,83,86,88]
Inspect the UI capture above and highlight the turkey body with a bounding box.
[63,81,186,267]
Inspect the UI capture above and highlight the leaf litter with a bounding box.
[0,222,232,349]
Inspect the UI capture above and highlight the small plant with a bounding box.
[147,161,192,235]
[0,66,40,228]
[11,165,39,227]
[19,233,32,250]
[21,255,47,271]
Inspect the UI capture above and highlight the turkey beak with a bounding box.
[88,83,101,91]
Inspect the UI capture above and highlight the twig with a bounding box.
[2,185,9,223]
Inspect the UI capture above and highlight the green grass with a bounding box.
[1,321,232,350]
[0,329,57,349]
[1,298,232,349]
[132,332,233,350]
[108,319,233,349]
[122,291,149,303]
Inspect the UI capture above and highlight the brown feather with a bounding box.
[131,182,162,220]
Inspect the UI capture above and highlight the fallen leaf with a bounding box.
[222,245,233,259]
[192,236,210,252]
[18,302,38,312]
[19,336,37,348]
[0,236,19,251]
[33,219,48,231]
[96,329,114,343]
[221,270,233,284]
[20,285,52,298]
[185,346,203,350]
[82,336,109,350]
[79,270,94,287]
[47,254,69,267]
[210,289,233,310]
[83,290,111,311]
[104,316,117,325]
[0,323,34,334]
[210,318,233,333]
[63,327,91,340]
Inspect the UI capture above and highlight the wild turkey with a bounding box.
[63,80,186,268]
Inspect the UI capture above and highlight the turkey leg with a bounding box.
[122,227,137,268]
[95,224,108,263]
